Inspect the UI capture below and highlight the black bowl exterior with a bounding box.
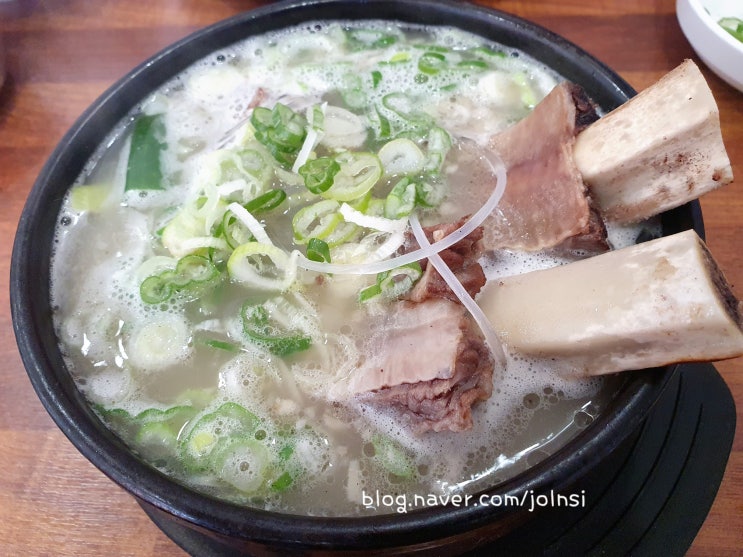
[10,0,704,554]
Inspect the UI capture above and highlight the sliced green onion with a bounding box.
[218,211,253,250]
[306,238,331,263]
[346,28,398,51]
[471,45,507,59]
[371,434,416,479]
[418,51,447,75]
[95,406,136,436]
[244,189,287,213]
[135,405,197,425]
[278,444,295,461]
[349,190,373,213]
[212,436,272,493]
[308,104,325,131]
[377,262,422,299]
[126,113,165,191]
[359,262,422,302]
[382,93,415,119]
[415,179,447,209]
[322,152,382,202]
[299,157,341,194]
[251,106,274,131]
[320,106,367,150]
[371,70,383,88]
[204,339,241,352]
[384,177,418,219]
[127,315,192,371]
[322,220,359,247]
[172,254,219,285]
[216,191,284,250]
[135,421,180,457]
[251,103,307,167]
[424,126,452,173]
[270,470,294,492]
[378,138,426,176]
[238,148,274,187]
[227,243,298,292]
[241,302,312,356]
[339,71,367,109]
[374,107,392,140]
[159,189,230,258]
[363,196,386,217]
[132,405,198,459]
[292,199,343,244]
[140,254,219,304]
[381,93,434,132]
[456,59,489,71]
[358,282,382,303]
[413,44,450,54]
[140,274,174,304]
[388,51,412,64]
[180,402,260,472]
[69,183,113,212]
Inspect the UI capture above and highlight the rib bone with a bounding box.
[478,229,743,376]
[573,59,734,223]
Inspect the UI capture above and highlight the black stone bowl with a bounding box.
[10,0,704,555]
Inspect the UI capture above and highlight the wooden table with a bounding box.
[1,1,741,555]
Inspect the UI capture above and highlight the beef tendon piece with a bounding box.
[485,82,600,252]
[478,229,743,376]
[574,59,734,223]
[349,299,494,433]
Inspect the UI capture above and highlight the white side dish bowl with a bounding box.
[677,0,743,93]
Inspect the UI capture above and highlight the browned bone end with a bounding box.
[699,239,743,332]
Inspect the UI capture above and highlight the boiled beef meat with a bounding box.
[483,81,608,253]
[349,299,493,433]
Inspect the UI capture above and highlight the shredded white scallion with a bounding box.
[227,202,273,245]
[198,181,225,235]
[338,203,408,234]
[217,179,249,197]
[292,127,319,174]
[178,236,230,253]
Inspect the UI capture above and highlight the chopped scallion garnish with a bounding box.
[299,157,341,194]
[125,113,166,191]
[241,302,312,356]
[306,238,331,263]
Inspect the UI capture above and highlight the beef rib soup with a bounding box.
[50,19,693,516]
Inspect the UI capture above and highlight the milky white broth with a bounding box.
[50,20,651,516]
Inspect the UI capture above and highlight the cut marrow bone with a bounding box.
[573,59,733,223]
[478,229,743,376]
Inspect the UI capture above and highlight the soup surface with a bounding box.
[51,20,646,515]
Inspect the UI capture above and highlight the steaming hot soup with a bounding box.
[51,20,647,515]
